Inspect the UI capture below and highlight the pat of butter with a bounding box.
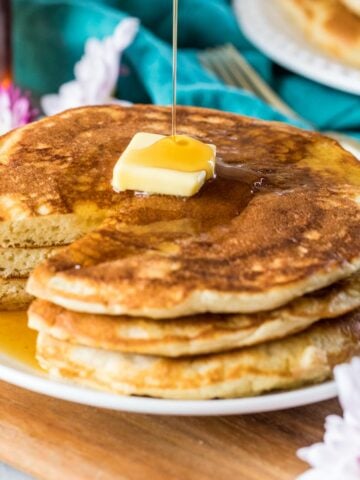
[112,133,216,197]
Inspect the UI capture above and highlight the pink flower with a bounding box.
[0,84,38,135]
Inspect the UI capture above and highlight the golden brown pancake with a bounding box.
[0,246,59,311]
[0,106,145,248]
[29,271,360,356]
[35,309,360,399]
[0,246,58,278]
[26,105,360,318]
[279,0,360,67]
[0,278,31,310]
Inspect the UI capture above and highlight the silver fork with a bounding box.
[198,44,360,154]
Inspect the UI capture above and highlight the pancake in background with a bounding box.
[27,106,360,318]
[279,0,360,67]
[35,310,360,400]
[29,271,360,357]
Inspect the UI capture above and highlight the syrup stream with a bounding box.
[172,0,178,138]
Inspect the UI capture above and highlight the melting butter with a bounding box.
[112,133,216,197]
[126,135,215,178]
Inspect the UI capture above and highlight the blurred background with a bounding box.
[0,0,360,136]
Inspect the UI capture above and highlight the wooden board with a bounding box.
[0,381,340,480]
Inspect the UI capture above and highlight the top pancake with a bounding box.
[26,105,360,318]
[279,0,360,67]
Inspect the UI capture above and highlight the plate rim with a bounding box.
[0,355,337,416]
[234,0,360,95]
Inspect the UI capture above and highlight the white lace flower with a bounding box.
[41,17,139,116]
[297,357,360,480]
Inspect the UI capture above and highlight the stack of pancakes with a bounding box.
[0,107,143,310]
[279,0,360,67]
[4,104,360,399]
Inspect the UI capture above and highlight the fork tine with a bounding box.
[200,47,359,145]
[200,45,307,124]
[200,51,238,87]
[200,49,252,91]
[222,44,304,122]
[200,49,251,90]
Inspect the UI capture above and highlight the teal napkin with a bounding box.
[13,0,360,135]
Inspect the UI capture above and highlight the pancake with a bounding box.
[341,0,360,15]
[0,278,31,310]
[279,0,360,67]
[29,271,360,357]
[0,106,136,248]
[35,310,360,400]
[0,246,58,278]
[26,105,360,318]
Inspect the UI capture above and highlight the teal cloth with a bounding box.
[13,0,360,135]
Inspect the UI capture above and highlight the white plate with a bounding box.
[2,145,359,418]
[234,0,360,95]
[0,351,337,416]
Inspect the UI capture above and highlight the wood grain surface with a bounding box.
[0,381,340,480]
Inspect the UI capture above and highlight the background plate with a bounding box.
[234,0,360,95]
